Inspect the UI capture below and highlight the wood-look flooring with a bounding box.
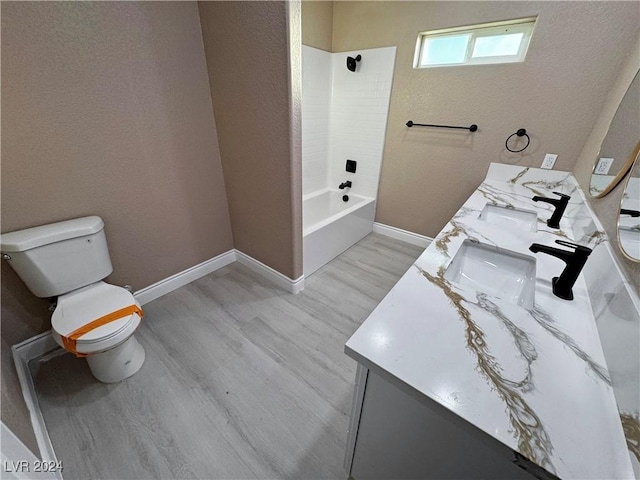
[31,234,423,480]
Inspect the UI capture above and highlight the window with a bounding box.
[414,17,536,68]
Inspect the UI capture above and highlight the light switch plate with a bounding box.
[595,157,614,175]
[541,153,558,170]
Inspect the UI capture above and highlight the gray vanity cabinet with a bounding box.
[346,366,541,480]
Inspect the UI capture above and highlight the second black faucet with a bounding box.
[339,181,352,190]
[532,191,570,229]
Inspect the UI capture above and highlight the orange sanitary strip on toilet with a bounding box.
[61,305,143,357]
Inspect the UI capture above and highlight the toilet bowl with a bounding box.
[51,282,145,383]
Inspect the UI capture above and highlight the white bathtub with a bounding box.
[303,189,376,276]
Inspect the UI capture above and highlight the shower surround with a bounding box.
[302,45,396,275]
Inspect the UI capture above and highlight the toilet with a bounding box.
[1,216,145,383]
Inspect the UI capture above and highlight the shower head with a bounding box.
[346,54,362,72]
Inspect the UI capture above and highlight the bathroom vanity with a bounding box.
[344,164,639,479]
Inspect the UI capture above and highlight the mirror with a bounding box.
[618,156,640,262]
[589,72,640,198]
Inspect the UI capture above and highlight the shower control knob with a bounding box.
[346,54,362,72]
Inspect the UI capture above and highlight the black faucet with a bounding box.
[620,208,640,217]
[531,192,570,229]
[529,240,592,301]
[339,181,352,190]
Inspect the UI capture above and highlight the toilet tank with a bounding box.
[0,216,113,298]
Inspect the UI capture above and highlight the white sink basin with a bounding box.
[444,240,536,309]
[479,204,537,232]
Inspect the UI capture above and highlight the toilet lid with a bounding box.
[52,283,140,343]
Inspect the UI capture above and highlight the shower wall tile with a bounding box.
[302,45,396,199]
[329,47,396,199]
[302,46,331,196]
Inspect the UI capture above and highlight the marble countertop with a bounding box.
[345,163,637,479]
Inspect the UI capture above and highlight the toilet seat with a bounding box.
[52,282,143,355]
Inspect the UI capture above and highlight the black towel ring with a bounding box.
[505,128,530,153]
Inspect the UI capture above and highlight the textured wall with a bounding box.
[597,72,639,179]
[573,35,640,294]
[198,1,302,280]
[302,0,333,51]
[1,1,233,451]
[332,1,640,238]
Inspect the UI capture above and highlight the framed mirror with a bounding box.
[589,71,640,198]
[618,155,640,262]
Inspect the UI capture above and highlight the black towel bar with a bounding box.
[406,120,478,132]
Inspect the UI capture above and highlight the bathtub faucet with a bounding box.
[339,181,352,190]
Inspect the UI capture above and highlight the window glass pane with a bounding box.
[421,34,470,65]
[472,33,524,58]
[413,18,535,69]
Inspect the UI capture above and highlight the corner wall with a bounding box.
[332,1,640,238]
[1,1,234,452]
[198,1,303,280]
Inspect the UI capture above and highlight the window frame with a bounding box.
[413,17,537,69]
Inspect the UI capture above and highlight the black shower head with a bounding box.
[346,54,362,72]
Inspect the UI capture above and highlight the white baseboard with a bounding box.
[134,250,236,305]
[11,332,63,475]
[373,222,433,248]
[134,249,304,302]
[235,250,305,294]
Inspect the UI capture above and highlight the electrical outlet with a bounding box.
[541,153,558,170]
[595,157,614,175]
